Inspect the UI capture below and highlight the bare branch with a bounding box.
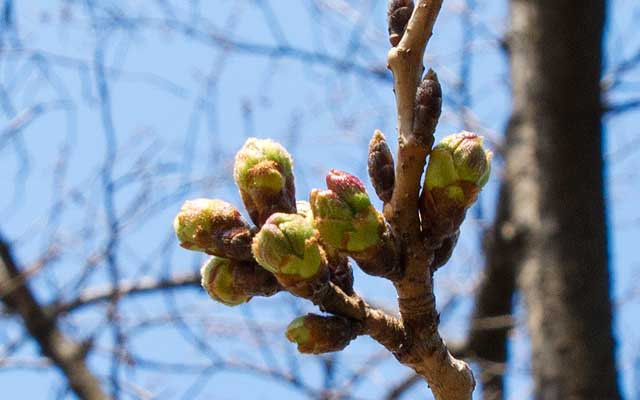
[383,2,476,399]
[51,272,201,315]
[0,236,107,400]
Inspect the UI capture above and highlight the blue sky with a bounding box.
[0,1,638,399]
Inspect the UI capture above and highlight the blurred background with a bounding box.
[0,1,638,399]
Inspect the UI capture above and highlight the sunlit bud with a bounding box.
[368,130,395,203]
[425,132,492,194]
[252,213,325,282]
[233,138,296,226]
[325,169,370,211]
[421,132,492,237]
[388,0,414,46]
[200,257,252,306]
[310,170,383,252]
[285,314,357,354]
[173,199,253,260]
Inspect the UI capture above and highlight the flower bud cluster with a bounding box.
[175,130,491,356]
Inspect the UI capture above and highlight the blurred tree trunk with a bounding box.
[466,178,521,400]
[502,0,621,398]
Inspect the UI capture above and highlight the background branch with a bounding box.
[0,236,107,400]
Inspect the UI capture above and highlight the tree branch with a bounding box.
[308,282,406,353]
[0,236,107,400]
[51,272,201,315]
[384,1,476,399]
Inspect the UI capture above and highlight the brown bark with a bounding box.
[383,2,476,399]
[507,0,620,398]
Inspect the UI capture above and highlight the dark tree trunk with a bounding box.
[467,176,522,400]
[504,0,620,398]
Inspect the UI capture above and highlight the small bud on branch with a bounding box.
[201,257,252,306]
[413,69,442,148]
[310,170,383,252]
[285,314,358,354]
[388,0,415,47]
[421,131,492,240]
[234,138,296,226]
[311,170,402,279]
[368,130,395,203]
[173,199,253,260]
[252,213,328,292]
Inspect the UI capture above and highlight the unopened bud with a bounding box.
[234,138,296,226]
[425,132,492,192]
[368,130,395,202]
[311,170,401,279]
[173,199,253,260]
[413,69,442,147]
[310,170,382,253]
[388,0,414,47]
[252,213,326,285]
[201,257,252,306]
[421,131,492,238]
[285,314,358,354]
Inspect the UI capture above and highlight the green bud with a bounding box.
[285,316,311,347]
[421,131,492,238]
[234,138,296,226]
[173,199,253,260]
[252,213,325,282]
[310,170,383,252]
[285,314,356,354]
[425,131,492,194]
[201,257,252,306]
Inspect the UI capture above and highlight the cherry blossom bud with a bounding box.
[173,199,252,260]
[285,314,357,354]
[252,213,326,284]
[368,130,395,202]
[310,170,383,253]
[201,257,252,306]
[421,131,492,238]
[234,138,296,226]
